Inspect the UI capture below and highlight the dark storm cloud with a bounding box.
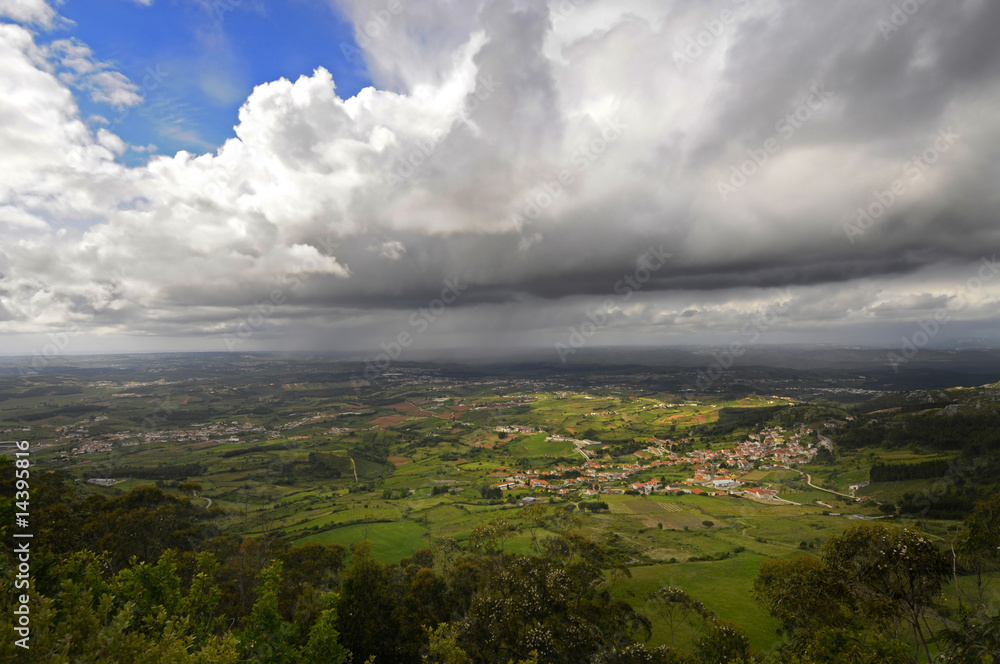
[2,0,1000,354]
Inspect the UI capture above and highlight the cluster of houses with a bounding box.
[494,425,537,434]
[470,396,538,411]
[55,417,270,456]
[69,439,114,455]
[489,425,816,501]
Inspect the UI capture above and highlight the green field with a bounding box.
[615,555,783,651]
[505,433,576,457]
[297,521,428,563]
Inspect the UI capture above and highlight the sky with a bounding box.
[1,0,999,362]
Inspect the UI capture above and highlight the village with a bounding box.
[489,424,818,503]
[54,418,269,457]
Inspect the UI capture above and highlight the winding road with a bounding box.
[193,491,212,509]
[800,435,860,502]
[799,472,857,501]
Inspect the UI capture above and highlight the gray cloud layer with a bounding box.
[1,0,999,356]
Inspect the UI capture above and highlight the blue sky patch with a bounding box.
[54,0,372,163]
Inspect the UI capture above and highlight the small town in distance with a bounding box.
[488,421,825,503]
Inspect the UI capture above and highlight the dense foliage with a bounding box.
[753,500,1000,664]
[835,410,1000,455]
[869,459,951,483]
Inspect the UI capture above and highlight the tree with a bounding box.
[813,447,836,464]
[824,524,949,663]
[0,548,241,664]
[957,491,1000,607]
[938,611,1000,663]
[754,524,951,664]
[424,623,473,664]
[458,532,649,664]
[938,493,1000,662]
[184,551,225,646]
[469,519,517,556]
[337,541,402,662]
[239,561,297,664]
[753,554,850,637]
[646,586,714,649]
[395,567,451,662]
[480,485,503,500]
[300,594,351,664]
[177,481,203,496]
[277,541,345,617]
[694,619,753,664]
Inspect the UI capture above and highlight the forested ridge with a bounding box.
[869,459,952,483]
[817,392,1000,522]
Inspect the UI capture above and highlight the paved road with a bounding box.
[803,435,860,501]
[800,472,857,500]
